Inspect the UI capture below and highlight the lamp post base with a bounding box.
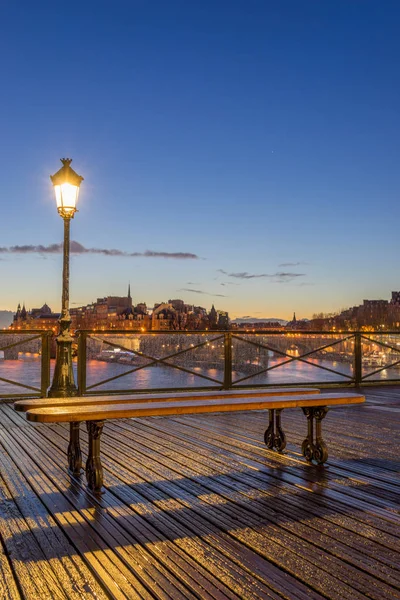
[48,334,78,398]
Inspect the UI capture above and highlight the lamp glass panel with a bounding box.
[60,183,79,210]
[54,185,63,209]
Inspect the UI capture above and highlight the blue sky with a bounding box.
[0,0,399,319]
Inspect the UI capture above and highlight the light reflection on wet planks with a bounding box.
[0,387,399,599]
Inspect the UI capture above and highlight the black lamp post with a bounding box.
[48,158,83,398]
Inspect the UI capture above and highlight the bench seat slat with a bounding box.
[26,393,365,423]
[14,387,320,412]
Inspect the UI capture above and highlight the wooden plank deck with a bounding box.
[0,386,399,599]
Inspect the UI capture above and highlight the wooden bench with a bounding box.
[14,388,365,495]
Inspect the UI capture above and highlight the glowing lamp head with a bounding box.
[50,158,83,218]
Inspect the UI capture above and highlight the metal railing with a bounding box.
[0,331,51,399]
[75,329,400,396]
[2,329,400,399]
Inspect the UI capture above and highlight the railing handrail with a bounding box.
[75,329,400,335]
[0,329,53,334]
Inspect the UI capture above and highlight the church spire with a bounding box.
[209,304,217,328]
[128,283,131,299]
[21,302,27,320]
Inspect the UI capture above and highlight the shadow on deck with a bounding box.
[0,386,399,599]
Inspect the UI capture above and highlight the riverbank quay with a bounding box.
[0,387,399,599]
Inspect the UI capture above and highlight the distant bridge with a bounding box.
[0,333,53,359]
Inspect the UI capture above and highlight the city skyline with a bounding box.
[1,1,399,319]
[4,284,400,330]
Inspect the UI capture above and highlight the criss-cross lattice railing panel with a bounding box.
[85,333,224,393]
[231,335,271,384]
[361,333,400,381]
[231,333,354,386]
[0,333,45,397]
[161,334,225,375]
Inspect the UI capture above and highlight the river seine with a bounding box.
[1,354,391,396]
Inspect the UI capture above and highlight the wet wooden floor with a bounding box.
[0,386,399,599]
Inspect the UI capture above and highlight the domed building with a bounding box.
[11,302,60,331]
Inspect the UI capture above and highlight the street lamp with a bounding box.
[48,158,83,399]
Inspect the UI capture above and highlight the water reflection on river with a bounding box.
[0,357,43,395]
[0,354,372,397]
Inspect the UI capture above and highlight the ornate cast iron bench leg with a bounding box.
[264,409,287,451]
[301,407,329,464]
[68,422,82,475]
[86,420,105,494]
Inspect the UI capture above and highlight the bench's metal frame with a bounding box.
[62,398,334,493]
[80,402,333,494]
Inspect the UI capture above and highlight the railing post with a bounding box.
[354,332,362,387]
[77,331,87,395]
[41,332,51,397]
[224,332,232,389]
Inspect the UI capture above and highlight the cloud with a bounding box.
[179,288,227,297]
[278,261,309,267]
[0,243,63,254]
[273,272,305,281]
[219,281,240,287]
[297,282,315,287]
[217,269,266,279]
[0,242,199,260]
[217,268,305,282]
